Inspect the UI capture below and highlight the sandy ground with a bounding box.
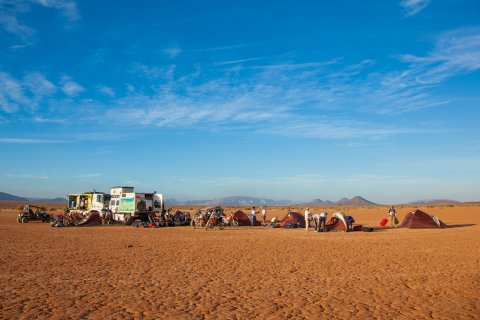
[0,205,479,319]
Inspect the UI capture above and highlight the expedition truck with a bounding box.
[67,191,110,214]
[109,186,164,225]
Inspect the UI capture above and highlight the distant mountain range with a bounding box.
[305,196,378,206]
[166,196,292,206]
[0,191,468,206]
[166,195,379,206]
[408,199,461,205]
[0,192,65,203]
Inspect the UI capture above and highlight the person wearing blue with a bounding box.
[345,215,355,231]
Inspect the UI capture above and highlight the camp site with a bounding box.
[1,0,479,319]
[1,195,479,319]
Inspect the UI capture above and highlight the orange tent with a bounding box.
[325,212,348,231]
[279,211,305,228]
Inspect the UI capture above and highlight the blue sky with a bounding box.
[0,0,479,203]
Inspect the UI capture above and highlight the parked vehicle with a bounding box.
[192,213,208,229]
[223,212,239,227]
[17,205,51,223]
[66,190,110,216]
[109,186,164,225]
[205,208,226,230]
[192,206,224,229]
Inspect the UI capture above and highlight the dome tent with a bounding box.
[400,209,446,229]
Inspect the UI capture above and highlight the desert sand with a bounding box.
[0,204,479,319]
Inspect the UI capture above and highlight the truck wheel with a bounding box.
[21,217,29,223]
[124,214,133,225]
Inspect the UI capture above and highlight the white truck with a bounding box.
[109,186,164,225]
[67,191,110,214]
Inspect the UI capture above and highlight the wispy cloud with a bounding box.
[60,75,85,96]
[76,173,103,178]
[0,1,36,43]
[100,29,480,138]
[0,71,57,113]
[33,117,66,123]
[5,173,50,179]
[162,46,182,58]
[398,27,480,84]
[3,28,479,140]
[32,0,80,21]
[191,43,253,53]
[0,138,65,143]
[95,84,115,97]
[106,27,480,136]
[400,0,431,17]
[214,57,264,66]
[0,0,79,45]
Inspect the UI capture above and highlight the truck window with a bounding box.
[97,195,102,202]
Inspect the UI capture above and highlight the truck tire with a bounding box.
[136,200,146,212]
[124,213,133,225]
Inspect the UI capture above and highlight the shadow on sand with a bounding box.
[446,224,476,229]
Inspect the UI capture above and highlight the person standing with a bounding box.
[261,206,267,225]
[251,206,257,226]
[319,211,328,232]
[304,208,311,231]
[312,213,321,232]
[389,206,397,227]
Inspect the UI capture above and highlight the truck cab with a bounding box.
[67,191,109,213]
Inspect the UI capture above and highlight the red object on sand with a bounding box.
[380,218,388,227]
[352,225,362,231]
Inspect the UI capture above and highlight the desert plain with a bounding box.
[0,203,479,319]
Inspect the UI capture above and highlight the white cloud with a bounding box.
[400,0,431,16]
[106,27,480,136]
[96,85,115,97]
[0,137,65,143]
[162,46,182,58]
[76,173,103,178]
[191,43,253,53]
[0,71,57,112]
[24,72,57,96]
[60,75,85,96]
[214,57,264,66]
[33,0,79,21]
[0,5,36,43]
[33,117,65,123]
[5,173,50,179]
[0,0,79,45]
[0,71,28,112]
[401,28,480,84]
[106,65,427,139]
